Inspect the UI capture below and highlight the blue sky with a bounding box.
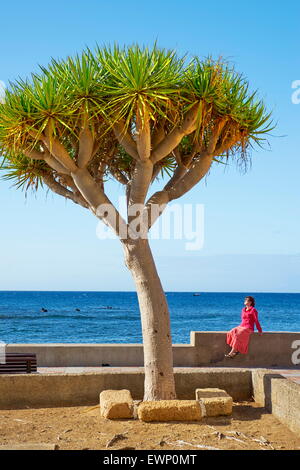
[0,0,299,292]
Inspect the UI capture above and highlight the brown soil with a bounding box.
[0,401,299,451]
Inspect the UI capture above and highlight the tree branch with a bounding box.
[163,165,188,191]
[71,167,128,238]
[151,163,162,183]
[167,153,213,201]
[128,159,153,207]
[144,153,212,230]
[136,107,151,161]
[23,148,71,175]
[151,121,166,149]
[42,174,89,208]
[206,117,228,154]
[57,174,91,207]
[41,125,78,172]
[109,168,129,185]
[163,143,201,191]
[145,118,231,229]
[113,120,139,160]
[150,104,200,164]
[77,125,94,168]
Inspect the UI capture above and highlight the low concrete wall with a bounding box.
[5,344,146,367]
[0,368,252,409]
[269,378,300,435]
[174,368,252,401]
[5,332,300,368]
[191,332,300,368]
[1,365,299,435]
[252,369,300,435]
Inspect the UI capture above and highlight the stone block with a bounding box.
[195,388,233,416]
[100,389,134,419]
[137,400,202,422]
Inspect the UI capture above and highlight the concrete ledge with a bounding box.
[191,331,300,368]
[251,369,282,408]
[175,368,251,401]
[5,344,146,367]
[252,369,300,435]
[270,378,300,435]
[0,368,252,409]
[0,370,144,408]
[5,331,300,368]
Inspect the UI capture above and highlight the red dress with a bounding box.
[226,306,262,354]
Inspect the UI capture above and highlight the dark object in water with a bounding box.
[193,293,200,296]
[41,308,48,312]
[101,363,110,367]
[75,308,80,312]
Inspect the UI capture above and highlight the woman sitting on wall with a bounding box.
[225,296,263,358]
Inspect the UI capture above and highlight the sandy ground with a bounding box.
[0,401,299,451]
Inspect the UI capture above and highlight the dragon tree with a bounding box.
[0,45,273,400]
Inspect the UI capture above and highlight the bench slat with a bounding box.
[0,353,37,374]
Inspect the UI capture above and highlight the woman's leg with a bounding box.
[226,328,239,355]
[226,327,252,357]
[227,348,239,356]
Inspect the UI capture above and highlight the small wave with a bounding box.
[101,315,139,321]
[97,306,122,310]
[0,314,97,320]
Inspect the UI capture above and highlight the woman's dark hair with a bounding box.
[245,296,255,307]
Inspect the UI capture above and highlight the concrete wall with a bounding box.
[191,331,300,368]
[5,331,300,368]
[0,368,252,409]
[252,369,300,435]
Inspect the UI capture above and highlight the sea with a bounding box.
[0,291,299,344]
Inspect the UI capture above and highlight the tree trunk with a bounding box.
[123,237,176,401]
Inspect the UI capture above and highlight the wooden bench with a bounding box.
[0,353,37,374]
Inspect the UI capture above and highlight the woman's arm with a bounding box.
[252,308,263,333]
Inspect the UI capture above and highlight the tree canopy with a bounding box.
[0,44,273,202]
